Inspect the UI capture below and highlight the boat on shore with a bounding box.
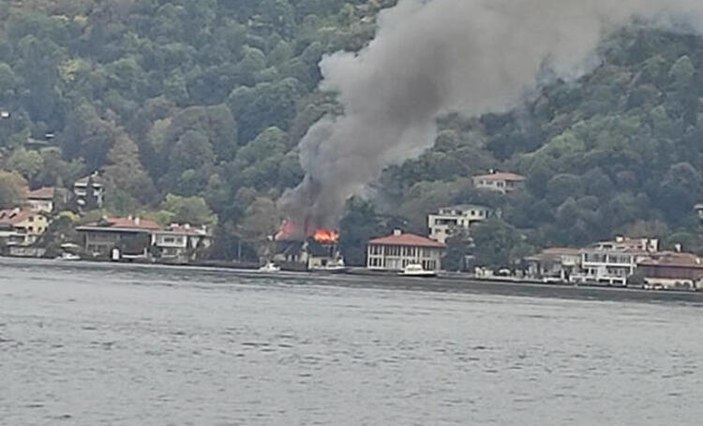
[400,264,437,278]
[257,262,281,273]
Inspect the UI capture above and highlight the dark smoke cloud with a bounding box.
[280,0,703,228]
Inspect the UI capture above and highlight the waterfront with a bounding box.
[1,258,703,425]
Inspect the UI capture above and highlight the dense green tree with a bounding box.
[0,170,27,208]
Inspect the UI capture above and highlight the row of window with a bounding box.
[368,245,438,257]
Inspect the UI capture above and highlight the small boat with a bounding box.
[310,259,348,274]
[400,264,437,277]
[56,252,81,261]
[257,262,281,273]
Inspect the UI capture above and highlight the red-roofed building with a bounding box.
[638,252,703,290]
[472,171,526,194]
[367,230,445,272]
[0,208,49,246]
[76,216,162,259]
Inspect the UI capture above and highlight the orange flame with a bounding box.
[275,220,298,241]
[313,229,340,245]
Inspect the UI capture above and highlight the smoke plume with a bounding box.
[280,0,703,229]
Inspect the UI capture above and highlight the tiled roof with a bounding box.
[157,225,211,236]
[639,252,703,268]
[106,217,161,230]
[27,187,55,200]
[0,209,35,225]
[369,233,445,248]
[473,172,526,182]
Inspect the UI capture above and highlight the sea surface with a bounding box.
[1,258,702,425]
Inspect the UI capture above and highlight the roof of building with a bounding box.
[639,252,703,269]
[156,224,211,236]
[0,209,36,225]
[438,204,491,212]
[369,232,446,248]
[473,172,526,182]
[74,173,104,186]
[27,187,55,200]
[77,217,161,233]
[525,247,581,262]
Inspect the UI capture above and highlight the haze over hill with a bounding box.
[2,1,703,266]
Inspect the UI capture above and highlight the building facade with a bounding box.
[638,252,703,290]
[77,217,161,258]
[472,171,526,194]
[428,204,493,243]
[0,208,49,246]
[525,248,581,282]
[73,173,105,211]
[367,230,445,272]
[26,187,56,213]
[570,237,658,286]
[152,224,213,262]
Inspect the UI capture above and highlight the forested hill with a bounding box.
[2,1,703,264]
[375,26,703,265]
[0,0,395,255]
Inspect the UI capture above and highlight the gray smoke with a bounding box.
[280,0,703,229]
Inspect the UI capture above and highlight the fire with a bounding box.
[313,229,340,245]
[275,220,298,241]
[275,219,340,244]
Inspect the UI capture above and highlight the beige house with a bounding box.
[152,224,213,262]
[26,187,56,213]
[0,208,49,246]
[472,171,526,194]
[367,230,445,272]
[428,204,493,243]
[525,248,581,282]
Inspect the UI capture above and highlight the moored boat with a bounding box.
[400,264,437,277]
[257,262,281,273]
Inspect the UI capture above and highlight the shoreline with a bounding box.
[3,256,702,305]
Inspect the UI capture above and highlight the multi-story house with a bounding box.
[472,171,526,194]
[26,187,57,213]
[0,208,49,246]
[152,224,213,262]
[76,216,161,259]
[73,172,105,211]
[367,230,445,272]
[570,237,658,286]
[428,204,493,243]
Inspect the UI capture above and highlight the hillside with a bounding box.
[372,27,703,266]
[1,2,703,265]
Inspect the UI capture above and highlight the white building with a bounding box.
[367,230,445,272]
[472,171,526,194]
[74,172,105,211]
[571,237,658,286]
[152,224,213,262]
[428,204,493,243]
[26,187,56,213]
[525,248,581,282]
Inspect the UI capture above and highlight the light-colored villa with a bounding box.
[570,237,658,286]
[367,230,445,272]
[428,204,493,243]
[472,171,526,194]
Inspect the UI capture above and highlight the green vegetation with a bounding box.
[2,2,703,267]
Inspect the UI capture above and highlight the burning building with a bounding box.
[272,219,345,272]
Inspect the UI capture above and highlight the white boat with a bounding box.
[257,262,281,273]
[56,252,81,261]
[400,264,437,277]
[310,259,348,274]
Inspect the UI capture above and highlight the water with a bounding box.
[1,258,702,425]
